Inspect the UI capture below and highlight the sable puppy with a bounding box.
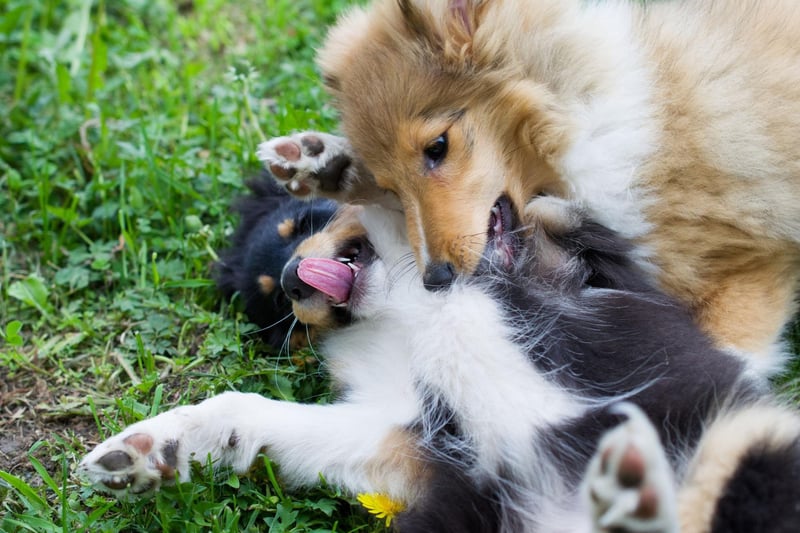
[263,0,800,374]
[215,176,337,347]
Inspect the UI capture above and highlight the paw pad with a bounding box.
[79,428,185,497]
[300,135,325,156]
[616,445,645,488]
[257,132,353,199]
[586,403,677,533]
[97,450,134,471]
[274,140,301,161]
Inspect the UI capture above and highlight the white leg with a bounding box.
[79,391,417,499]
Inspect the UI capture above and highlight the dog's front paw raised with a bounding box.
[79,412,190,497]
[585,404,678,533]
[257,132,359,199]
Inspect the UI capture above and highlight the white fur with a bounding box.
[256,131,353,196]
[726,344,792,385]
[558,3,658,262]
[341,206,586,485]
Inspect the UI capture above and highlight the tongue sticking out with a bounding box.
[297,258,354,304]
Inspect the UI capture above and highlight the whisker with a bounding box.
[278,315,301,357]
[247,310,296,338]
[386,253,423,291]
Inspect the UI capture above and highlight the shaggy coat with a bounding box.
[313,0,800,373]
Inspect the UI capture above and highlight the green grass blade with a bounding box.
[0,470,48,512]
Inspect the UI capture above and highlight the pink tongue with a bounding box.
[297,258,354,303]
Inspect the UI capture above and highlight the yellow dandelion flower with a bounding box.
[357,492,406,527]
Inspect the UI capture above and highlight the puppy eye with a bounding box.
[423,133,448,170]
[294,214,309,232]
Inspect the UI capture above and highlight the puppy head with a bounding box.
[215,177,338,347]
[319,0,574,288]
[280,204,411,330]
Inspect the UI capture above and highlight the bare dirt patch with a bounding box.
[0,368,96,482]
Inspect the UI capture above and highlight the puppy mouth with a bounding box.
[295,238,373,309]
[485,195,517,268]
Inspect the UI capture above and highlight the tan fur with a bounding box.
[257,274,276,295]
[289,329,316,352]
[677,404,800,532]
[318,0,800,360]
[277,218,295,239]
[289,205,367,328]
[365,427,429,503]
[522,197,583,277]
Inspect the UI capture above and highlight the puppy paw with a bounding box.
[79,411,191,497]
[257,132,356,199]
[586,404,678,533]
[523,195,583,235]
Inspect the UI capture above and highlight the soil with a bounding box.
[0,367,97,483]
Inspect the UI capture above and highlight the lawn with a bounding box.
[2,1,800,532]
[0,0,382,531]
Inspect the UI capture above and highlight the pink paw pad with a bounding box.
[274,141,301,161]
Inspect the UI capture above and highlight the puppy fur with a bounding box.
[314,0,800,372]
[81,199,800,532]
[215,176,337,347]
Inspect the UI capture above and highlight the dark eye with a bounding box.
[294,210,323,234]
[423,133,448,170]
[293,213,310,233]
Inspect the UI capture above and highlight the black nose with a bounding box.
[281,257,317,301]
[423,261,455,291]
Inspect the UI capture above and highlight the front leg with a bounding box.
[257,132,398,208]
[79,392,419,500]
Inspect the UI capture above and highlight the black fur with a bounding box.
[396,462,503,533]
[215,176,337,346]
[400,213,765,530]
[711,437,800,533]
[488,218,759,450]
[398,390,507,532]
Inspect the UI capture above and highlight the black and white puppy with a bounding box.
[214,175,337,347]
[80,198,800,532]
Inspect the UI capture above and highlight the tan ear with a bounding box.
[397,0,490,61]
[444,0,488,49]
[443,0,491,62]
[398,0,439,43]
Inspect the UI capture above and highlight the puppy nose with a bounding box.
[281,257,317,301]
[423,261,455,291]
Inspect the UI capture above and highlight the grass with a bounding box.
[0,0,383,530]
[2,1,800,532]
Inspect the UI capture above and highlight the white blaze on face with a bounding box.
[409,203,431,269]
